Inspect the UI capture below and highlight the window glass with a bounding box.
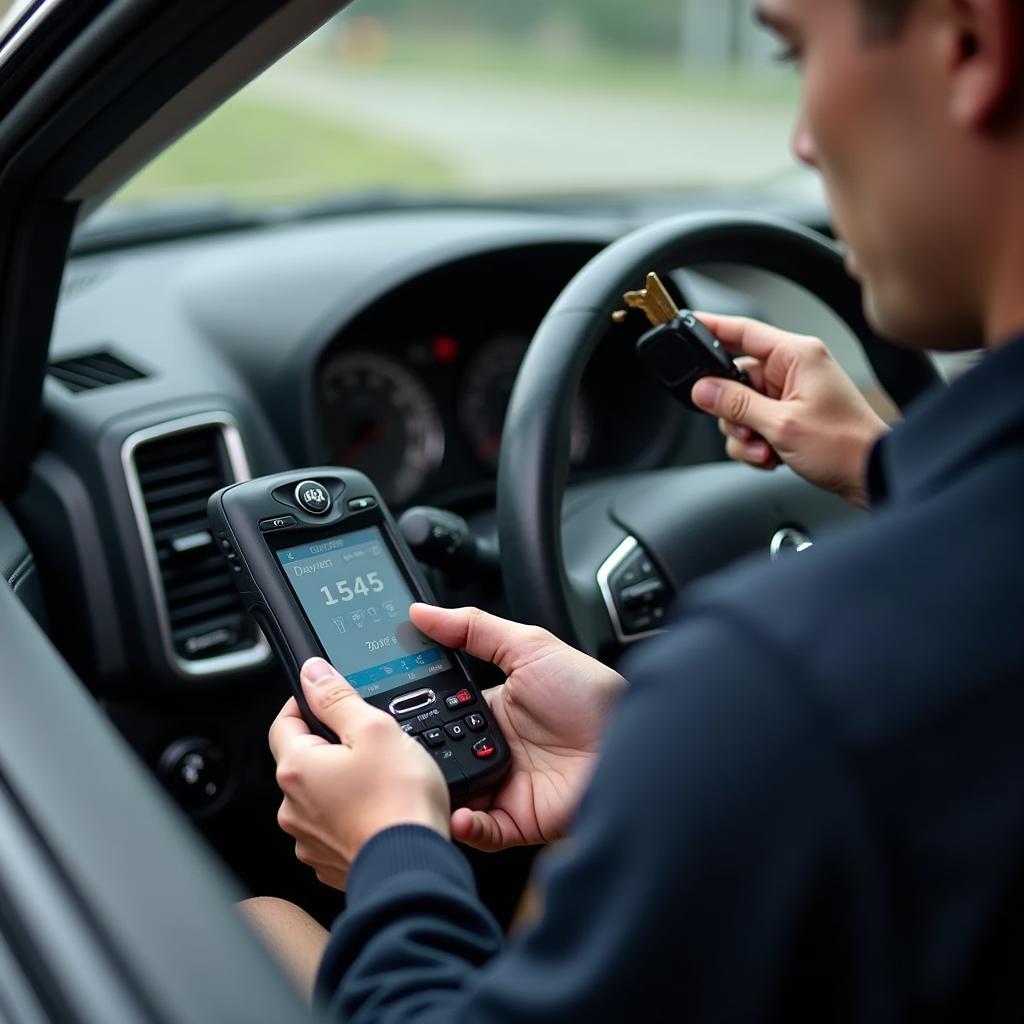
[112,0,806,209]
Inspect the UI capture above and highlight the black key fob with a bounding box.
[636,312,751,411]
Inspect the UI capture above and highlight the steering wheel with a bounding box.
[496,212,940,657]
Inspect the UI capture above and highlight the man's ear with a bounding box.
[945,0,1023,128]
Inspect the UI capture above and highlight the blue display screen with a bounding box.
[275,525,451,697]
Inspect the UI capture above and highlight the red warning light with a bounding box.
[432,335,459,364]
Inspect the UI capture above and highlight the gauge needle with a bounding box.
[340,421,383,463]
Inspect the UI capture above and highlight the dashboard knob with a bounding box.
[158,737,231,817]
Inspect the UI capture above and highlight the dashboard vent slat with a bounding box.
[48,351,146,392]
[125,418,267,675]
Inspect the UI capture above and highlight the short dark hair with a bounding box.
[858,0,1022,38]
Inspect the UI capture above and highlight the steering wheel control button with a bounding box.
[258,515,297,532]
[388,688,437,717]
[620,578,666,610]
[444,688,474,710]
[444,722,467,741]
[423,727,445,748]
[598,537,673,644]
[347,496,377,512]
[464,713,486,733]
[294,480,331,515]
[472,737,497,760]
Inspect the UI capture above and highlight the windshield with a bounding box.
[110,0,807,212]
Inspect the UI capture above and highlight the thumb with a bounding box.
[691,376,779,436]
[410,603,553,676]
[300,657,380,745]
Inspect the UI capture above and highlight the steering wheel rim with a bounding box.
[497,211,940,649]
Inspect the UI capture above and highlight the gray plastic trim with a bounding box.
[121,411,270,678]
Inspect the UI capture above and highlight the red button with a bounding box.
[472,737,496,759]
[456,689,472,704]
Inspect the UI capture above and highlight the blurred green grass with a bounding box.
[114,32,796,207]
[117,93,460,206]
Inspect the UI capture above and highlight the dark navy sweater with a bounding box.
[315,338,1024,1022]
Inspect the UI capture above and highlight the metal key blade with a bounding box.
[622,272,680,327]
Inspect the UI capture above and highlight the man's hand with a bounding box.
[689,314,890,509]
[409,604,626,852]
[269,658,450,890]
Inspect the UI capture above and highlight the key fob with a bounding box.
[636,312,751,411]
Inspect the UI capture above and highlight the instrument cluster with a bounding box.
[314,248,683,508]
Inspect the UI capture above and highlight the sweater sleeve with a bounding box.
[315,614,888,1024]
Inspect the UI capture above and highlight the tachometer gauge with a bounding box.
[460,336,592,470]
[319,351,444,505]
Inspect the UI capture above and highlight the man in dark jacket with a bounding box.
[257,0,1024,1018]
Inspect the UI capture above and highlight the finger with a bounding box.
[691,377,781,438]
[269,698,326,762]
[719,418,755,443]
[299,658,384,746]
[450,806,527,852]
[410,604,549,675]
[725,435,781,470]
[692,312,800,361]
[733,356,767,394]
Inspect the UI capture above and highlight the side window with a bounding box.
[111,1,804,213]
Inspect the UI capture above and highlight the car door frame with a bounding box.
[0,0,354,1019]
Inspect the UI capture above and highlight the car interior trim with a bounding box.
[0,774,150,1024]
[120,411,271,678]
[0,0,65,75]
[596,536,664,646]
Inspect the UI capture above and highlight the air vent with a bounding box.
[123,415,269,677]
[49,351,146,393]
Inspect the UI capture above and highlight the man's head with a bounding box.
[758,0,1024,350]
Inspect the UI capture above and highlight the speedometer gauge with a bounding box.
[460,336,592,470]
[319,351,444,505]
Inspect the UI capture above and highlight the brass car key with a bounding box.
[615,272,752,412]
[622,272,681,327]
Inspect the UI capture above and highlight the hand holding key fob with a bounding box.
[208,469,510,803]
[618,273,752,411]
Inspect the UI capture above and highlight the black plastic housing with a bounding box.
[208,467,509,803]
[636,312,751,411]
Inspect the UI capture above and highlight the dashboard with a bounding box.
[25,204,840,866]
[49,211,717,522]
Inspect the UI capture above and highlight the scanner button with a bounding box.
[347,497,377,512]
[422,728,445,748]
[444,689,474,710]
[294,480,332,516]
[464,713,486,733]
[258,515,297,532]
[388,689,436,717]
[472,737,497,759]
[444,722,466,741]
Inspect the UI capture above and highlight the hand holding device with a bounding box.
[615,272,753,411]
[208,468,510,802]
[410,604,627,852]
[688,313,890,509]
[269,658,451,891]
